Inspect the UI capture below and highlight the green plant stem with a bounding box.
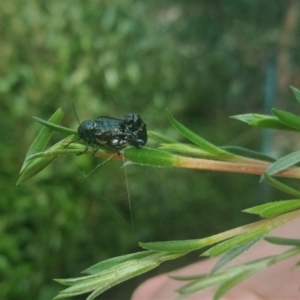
[208,209,300,244]
[141,210,300,252]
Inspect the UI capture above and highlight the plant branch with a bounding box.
[178,156,300,179]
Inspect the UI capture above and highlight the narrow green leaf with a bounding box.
[213,269,255,300]
[84,260,146,279]
[176,247,300,299]
[17,141,64,185]
[147,131,177,143]
[140,239,207,252]
[55,273,115,297]
[291,86,300,104]
[17,157,57,185]
[203,231,267,257]
[231,113,259,123]
[176,272,234,296]
[55,251,185,299]
[27,149,84,160]
[170,274,208,281]
[33,116,77,135]
[251,118,297,131]
[56,257,168,299]
[243,200,300,218]
[166,110,233,158]
[210,236,263,274]
[231,114,298,131]
[268,247,300,264]
[20,108,64,173]
[54,273,108,287]
[262,174,300,197]
[221,146,275,162]
[258,200,300,218]
[83,251,157,275]
[176,256,271,298]
[25,136,108,161]
[159,143,217,158]
[264,150,300,176]
[264,236,300,247]
[272,109,300,131]
[86,261,159,300]
[123,146,179,167]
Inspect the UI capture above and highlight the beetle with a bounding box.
[73,113,147,155]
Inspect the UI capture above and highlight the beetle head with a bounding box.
[78,120,95,141]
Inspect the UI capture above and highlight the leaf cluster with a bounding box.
[18,87,300,299]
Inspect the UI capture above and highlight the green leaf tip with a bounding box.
[243,200,300,218]
[262,174,300,198]
[231,113,299,131]
[264,150,300,176]
[166,109,233,159]
[202,229,267,258]
[264,236,300,247]
[272,109,300,131]
[19,108,64,175]
[291,86,300,104]
[18,108,65,184]
[32,116,77,135]
[213,269,255,300]
[210,236,263,274]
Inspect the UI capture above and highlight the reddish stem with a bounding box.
[178,157,300,179]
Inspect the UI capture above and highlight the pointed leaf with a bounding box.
[231,113,257,123]
[27,149,84,160]
[83,251,157,275]
[264,150,300,176]
[203,230,267,257]
[272,109,300,131]
[17,141,64,184]
[176,271,237,296]
[32,116,77,135]
[262,174,300,197]
[210,236,262,274]
[166,110,233,158]
[264,236,300,247]
[55,273,115,298]
[85,261,159,300]
[243,200,300,218]
[55,252,185,299]
[176,247,300,299]
[291,86,300,104]
[221,146,275,162]
[213,269,255,300]
[17,157,57,185]
[231,114,298,131]
[159,143,217,158]
[20,108,64,173]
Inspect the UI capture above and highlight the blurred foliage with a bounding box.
[1,0,300,299]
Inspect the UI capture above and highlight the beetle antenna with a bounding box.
[121,151,134,232]
[72,103,81,125]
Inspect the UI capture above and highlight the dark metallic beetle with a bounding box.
[76,113,147,154]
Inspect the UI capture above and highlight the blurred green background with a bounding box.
[1,1,300,299]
